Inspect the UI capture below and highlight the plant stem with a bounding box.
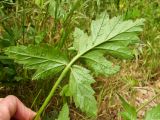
[34,54,80,120]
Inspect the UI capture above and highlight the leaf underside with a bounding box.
[5,45,68,79]
[57,103,70,120]
[73,12,145,76]
[69,65,97,116]
[71,12,144,117]
[4,12,145,118]
[83,50,120,76]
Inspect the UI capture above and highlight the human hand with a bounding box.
[0,95,36,120]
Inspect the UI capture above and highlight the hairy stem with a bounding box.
[34,54,80,120]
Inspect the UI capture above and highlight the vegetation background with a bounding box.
[0,0,160,120]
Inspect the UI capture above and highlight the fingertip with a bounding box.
[27,108,36,120]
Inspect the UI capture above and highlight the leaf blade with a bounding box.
[83,50,120,76]
[5,45,68,79]
[145,104,160,120]
[57,103,70,120]
[69,65,97,117]
[73,13,145,56]
[73,13,144,78]
[118,94,137,120]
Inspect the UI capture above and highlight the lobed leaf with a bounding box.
[60,84,71,97]
[57,103,70,120]
[83,50,120,76]
[73,13,145,54]
[5,45,68,79]
[73,12,145,76]
[69,65,97,117]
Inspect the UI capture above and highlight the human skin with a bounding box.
[0,95,36,120]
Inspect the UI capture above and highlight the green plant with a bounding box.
[118,93,160,120]
[4,11,144,119]
[0,0,29,82]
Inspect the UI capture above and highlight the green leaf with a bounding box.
[71,13,144,116]
[35,31,45,44]
[57,103,70,120]
[69,65,97,117]
[5,45,68,79]
[73,12,144,64]
[35,0,44,8]
[83,50,120,76]
[96,39,136,59]
[48,0,66,18]
[145,104,160,120]
[60,84,72,97]
[118,94,137,120]
[73,13,144,77]
[48,0,57,17]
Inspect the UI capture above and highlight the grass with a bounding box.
[0,0,160,120]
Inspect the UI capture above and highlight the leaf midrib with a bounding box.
[81,55,109,67]
[79,18,142,57]
[92,12,107,44]
[71,70,95,100]
[7,50,67,65]
[33,64,64,79]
